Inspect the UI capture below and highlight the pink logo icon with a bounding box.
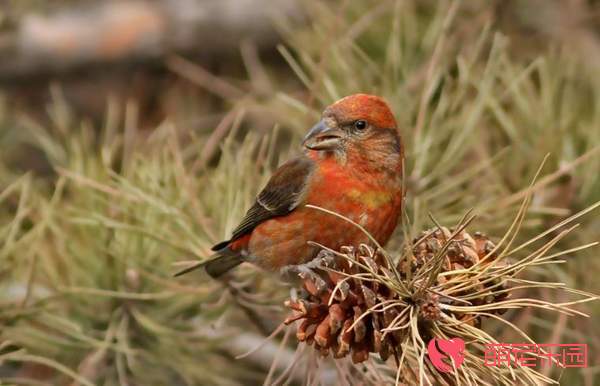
[427,338,465,373]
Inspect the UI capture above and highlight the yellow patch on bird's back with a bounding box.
[347,188,393,209]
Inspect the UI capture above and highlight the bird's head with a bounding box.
[303,94,403,174]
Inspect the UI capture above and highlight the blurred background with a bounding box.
[0,0,599,385]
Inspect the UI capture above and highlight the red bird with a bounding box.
[176,94,404,278]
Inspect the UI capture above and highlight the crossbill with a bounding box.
[176,94,404,278]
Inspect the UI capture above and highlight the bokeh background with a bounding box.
[0,0,599,385]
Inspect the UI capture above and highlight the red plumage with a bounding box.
[176,94,404,278]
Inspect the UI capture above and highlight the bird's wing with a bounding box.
[211,156,316,251]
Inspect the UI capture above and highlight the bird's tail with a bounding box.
[205,253,244,277]
[173,250,243,278]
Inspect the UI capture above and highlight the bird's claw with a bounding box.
[281,264,328,295]
[316,250,336,267]
[302,249,335,269]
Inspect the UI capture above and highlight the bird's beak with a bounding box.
[302,120,344,151]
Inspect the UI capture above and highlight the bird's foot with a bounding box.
[305,249,336,269]
[281,264,328,295]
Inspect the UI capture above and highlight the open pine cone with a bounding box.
[284,227,508,364]
[410,227,509,321]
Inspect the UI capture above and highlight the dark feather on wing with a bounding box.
[211,156,315,251]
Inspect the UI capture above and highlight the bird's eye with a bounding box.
[354,120,367,130]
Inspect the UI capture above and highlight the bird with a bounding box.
[175,93,404,279]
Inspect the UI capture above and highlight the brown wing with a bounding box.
[211,156,316,251]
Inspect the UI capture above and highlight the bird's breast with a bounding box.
[307,159,399,211]
[305,161,402,239]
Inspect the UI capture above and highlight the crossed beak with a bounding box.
[302,119,344,151]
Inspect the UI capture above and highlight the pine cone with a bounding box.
[284,228,508,363]
[284,245,401,364]
[411,228,509,311]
